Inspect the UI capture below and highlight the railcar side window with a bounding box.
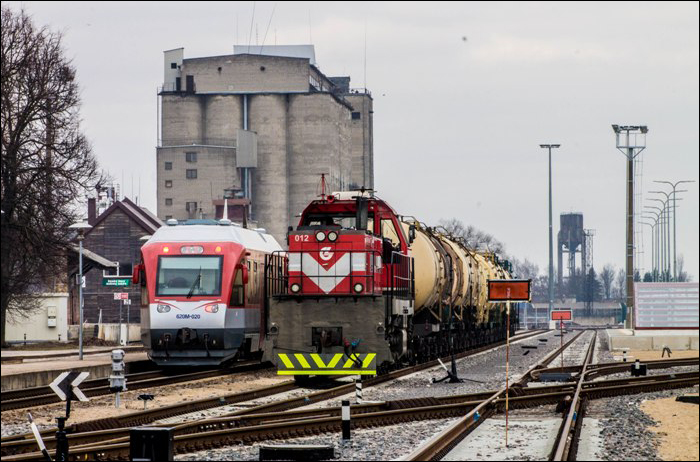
[141,279,149,306]
[231,264,245,307]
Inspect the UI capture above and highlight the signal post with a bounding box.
[487,279,532,448]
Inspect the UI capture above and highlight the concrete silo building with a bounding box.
[156,45,373,244]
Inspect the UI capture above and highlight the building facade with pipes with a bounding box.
[156,45,373,244]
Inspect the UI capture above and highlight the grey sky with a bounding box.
[6,1,699,279]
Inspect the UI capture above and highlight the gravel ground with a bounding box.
[175,417,460,461]
[587,330,699,460]
[153,386,322,425]
[297,330,586,411]
[171,330,593,461]
[0,368,286,437]
[586,385,699,461]
[442,416,561,461]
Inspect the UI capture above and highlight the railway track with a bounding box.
[405,329,591,460]
[406,331,698,461]
[4,369,697,461]
[1,330,547,458]
[1,360,267,412]
[550,330,597,460]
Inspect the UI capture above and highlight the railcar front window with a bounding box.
[156,256,222,297]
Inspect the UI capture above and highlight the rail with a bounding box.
[0,360,265,412]
[551,330,597,460]
[1,330,548,458]
[406,330,588,460]
[7,364,696,460]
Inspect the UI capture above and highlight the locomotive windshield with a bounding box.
[302,213,374,231]
[156,256,223,297]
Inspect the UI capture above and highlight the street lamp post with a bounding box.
[612,125,647,328]
[649,195,682,280]
[650,192,673,279]
[69,221,92,360]
[642,211,661,280]
[639,221,655,279]
[540,144,560,325]
[645,204,667,279]
[652,180,694,280]
[646,200,669,280]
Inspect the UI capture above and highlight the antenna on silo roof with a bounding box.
[364,19,367,90]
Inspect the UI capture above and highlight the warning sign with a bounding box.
[551,310,572,321]
[487,279,531,301]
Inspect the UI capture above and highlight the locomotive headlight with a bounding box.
[327,231,338,242]
[353,283,364,293]
[157,304,171,313]
[315,231,326,242]
[290,283,301,293]
[204,304,219,313]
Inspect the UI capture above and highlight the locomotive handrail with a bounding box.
[389,250,413,299]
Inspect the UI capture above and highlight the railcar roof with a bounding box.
[144,224,282,254]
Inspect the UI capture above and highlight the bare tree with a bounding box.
[614,268,627,301]
[600,264,615,300]
[439,218,506,254]
[510,257,540,281]
[1,7,102,345]
[676,255,692,282]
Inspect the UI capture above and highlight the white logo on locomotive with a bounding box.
[319,247,334,261]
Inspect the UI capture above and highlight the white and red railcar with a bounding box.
[134,221,282,366]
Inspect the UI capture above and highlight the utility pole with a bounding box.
[652,180,694,280]
[69,221,92,360]
[540,144,560,323]
[612,125,647,329]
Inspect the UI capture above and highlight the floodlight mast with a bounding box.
[540,144,560,325]
[612,125,647,329]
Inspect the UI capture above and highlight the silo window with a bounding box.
[351,112,361,120]
[170,62,177,69]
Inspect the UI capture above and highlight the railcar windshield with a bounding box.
[156,256,223,297]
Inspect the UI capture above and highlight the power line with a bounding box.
[259,3,277,52]
[247,1,256,53]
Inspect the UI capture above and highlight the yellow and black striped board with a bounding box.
[276,353,377,375]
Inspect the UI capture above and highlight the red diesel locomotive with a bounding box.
[264,191,515,375]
